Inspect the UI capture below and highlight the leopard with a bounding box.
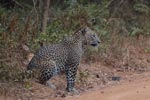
[27,26,100,92]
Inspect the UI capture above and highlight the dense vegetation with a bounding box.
[0,0,150,86]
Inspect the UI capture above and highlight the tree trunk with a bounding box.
[41,0,50,33]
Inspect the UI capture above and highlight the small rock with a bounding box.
[22,44,30,52]
[101,91,104,93]
[96,74,100,78]
[61,93,66,98]
[46,82,56,90]
[111,76,121,81]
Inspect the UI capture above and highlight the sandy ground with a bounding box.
[65,74,150,100]
[1,73,150,100]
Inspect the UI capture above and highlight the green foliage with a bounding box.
[24,81,33,90]
[0,26,5,33]
[44,2,111,42]
[0,7,7,33]
[0,7,6,16]
[0,63,23,82]
[144,48,150,53]
[134,3,150,14]
[130,27,144,36]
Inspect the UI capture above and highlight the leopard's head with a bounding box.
[81,26,101,47]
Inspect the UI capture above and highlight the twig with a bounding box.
[12,0,24,8]
[29,0,39,32]
[32,0,39,22]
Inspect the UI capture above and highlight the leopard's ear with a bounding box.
[81,27,87,35]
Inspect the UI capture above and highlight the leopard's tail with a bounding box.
[27,57,37,70]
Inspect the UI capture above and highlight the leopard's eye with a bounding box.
[92,34,96,37]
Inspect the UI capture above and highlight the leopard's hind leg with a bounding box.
[38,60,59,89]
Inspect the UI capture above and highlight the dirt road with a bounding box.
[1,74,150,100]
[66,75,150,100]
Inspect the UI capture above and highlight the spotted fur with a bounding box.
[27,26,100,92]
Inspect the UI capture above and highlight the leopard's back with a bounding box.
[27,43,68,70]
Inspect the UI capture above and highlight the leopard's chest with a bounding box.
[66,44,83,66]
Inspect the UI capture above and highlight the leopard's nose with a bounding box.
[97,40,101,44]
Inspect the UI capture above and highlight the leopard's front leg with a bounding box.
[65,63,78,92]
